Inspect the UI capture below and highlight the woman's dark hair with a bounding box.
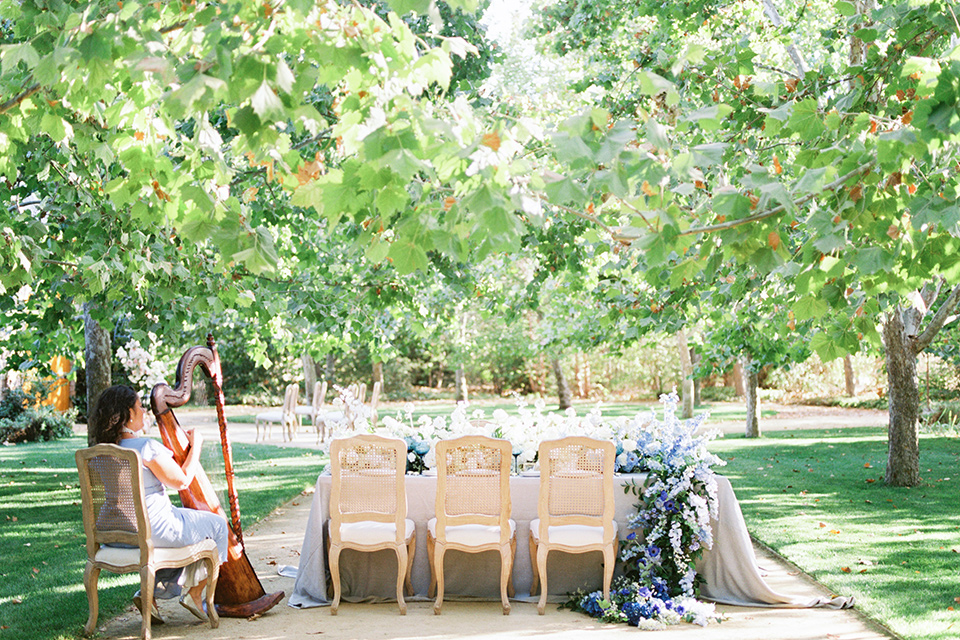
[89,385,139,445]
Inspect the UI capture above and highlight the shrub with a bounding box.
[0,389,76,444]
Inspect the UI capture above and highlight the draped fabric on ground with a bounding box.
[697,476,854,609]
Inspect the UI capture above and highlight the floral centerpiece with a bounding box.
[567,391,725,628]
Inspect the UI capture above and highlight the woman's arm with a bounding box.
[144,429,204,491]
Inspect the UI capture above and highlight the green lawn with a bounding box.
[710,426,960,640]
[0,435,326,640]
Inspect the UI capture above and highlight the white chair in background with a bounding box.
[255,384,299,442]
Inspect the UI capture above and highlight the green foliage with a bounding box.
[0,389,75,444]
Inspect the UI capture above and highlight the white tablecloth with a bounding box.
[289,473,853,609]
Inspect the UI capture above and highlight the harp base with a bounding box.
[214,590,285,618]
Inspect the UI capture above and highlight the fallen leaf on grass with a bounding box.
[12,597,22,604]
[864,463,872,468]
[829,529,841,534]
[857,560,875,566]
[841,567,851,573]
[819,522,827,528]
[859,569,868,574]
[865,478,876,483]
[954,597,960,603]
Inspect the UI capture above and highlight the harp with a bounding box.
[150,335,284,618]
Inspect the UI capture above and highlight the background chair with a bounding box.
[328,434,415,615]
[255,383,299,442]
[428,434,515,614]
[295,380,328,443]
[76,444,220,640]
[529,436,617,615]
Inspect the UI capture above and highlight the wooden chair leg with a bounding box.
[205,555,220,629]
[405,535,416,596]
[433,546,445,615]
[499,545,512,615]
[602,544,615,603]
[507,536,516,599]
[427,532,436,598]
[395,544,408,615]
[528,530,539,597]
[140,565,155,640]
[329,545,342,615]
[82,562,100,637]
[536,545,549,615]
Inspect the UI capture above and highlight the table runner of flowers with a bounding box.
[322,390,725,628]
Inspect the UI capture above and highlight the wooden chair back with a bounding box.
[434,435,512,545]
[329,434,407,545]
[537,436,615,542]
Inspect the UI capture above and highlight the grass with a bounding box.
[0,435,326,640]
[710,426,960,640]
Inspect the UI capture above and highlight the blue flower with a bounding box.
[413,440,431,455]
[621,601,644,626]
[579,591,605,617]
[636,586,651,599]
[645,544,661,560]
[626,532,636,541]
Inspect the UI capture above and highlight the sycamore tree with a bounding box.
[530,0,960,485]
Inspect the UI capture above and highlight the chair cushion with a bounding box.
[331,519,415,545]
[427,518,516,546]
[95,538,218,569]
[529,519,618,546]
[256,410,284,422]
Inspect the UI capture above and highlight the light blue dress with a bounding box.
[119,437,229,564]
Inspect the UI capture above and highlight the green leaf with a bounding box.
[853,28,878,42]
[811,332,848,361]
[387,238,429,274]
[835,1,857,17]
[40,113,69,143]
[251,81,284,121]
[1,43,40,75]
[793,296,829,321]
[788,99,826,141]
[853,247,894,274]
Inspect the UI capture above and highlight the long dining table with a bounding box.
[288,472,853,609]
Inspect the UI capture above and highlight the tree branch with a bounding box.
[0,83,41,116]
[678,161,876,236]
[913,282,960,354]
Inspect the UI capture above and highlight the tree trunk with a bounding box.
[373,360,384,386]
[302,353,317,402]
[553,357,572,410]
[732,360,745,397]
[692,348,702,407]
[883,311,921,486]
[324,353,336,387]
[742,357,761,438]
[582,355,591,398]
[84,304,111,446]
[843,354,856,397]
[455,367,468,403]
[191,374,208,406]
[677,330,694,419]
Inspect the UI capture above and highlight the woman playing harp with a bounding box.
[89,384,228,623]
